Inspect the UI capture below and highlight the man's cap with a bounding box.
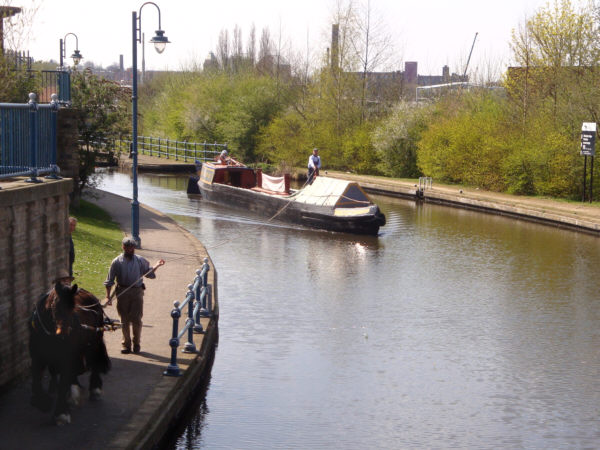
[313,148,319,152]
[220,150,228,156]
[122,236,137,247]
[53,269,74,283]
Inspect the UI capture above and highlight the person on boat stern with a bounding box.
[307,148,321,184]
[216,149,242,166]
[216,149,229,164]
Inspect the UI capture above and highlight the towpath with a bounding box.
[323,171,600,234]
[0,189,217,450]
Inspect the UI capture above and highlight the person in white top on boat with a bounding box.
[216,149,242,166]
[307,148,321,184]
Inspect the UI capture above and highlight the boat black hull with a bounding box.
[197,181,385,235]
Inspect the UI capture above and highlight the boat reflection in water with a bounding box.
[188,161,386,235]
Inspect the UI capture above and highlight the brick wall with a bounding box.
[0,179,72,388]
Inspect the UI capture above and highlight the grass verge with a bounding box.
[71,200,123,298]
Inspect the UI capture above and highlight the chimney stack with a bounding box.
[331,24,339,71]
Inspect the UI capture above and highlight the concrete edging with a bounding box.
[345,177,600,236]
[125,319,219,450]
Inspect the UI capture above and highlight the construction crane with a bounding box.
[462,32,478,81]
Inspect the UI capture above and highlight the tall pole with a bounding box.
[59,38,63,67]
[583,155,587,202]
[131,10,140,247]
[142,32,145,84]
[591,156,594,203]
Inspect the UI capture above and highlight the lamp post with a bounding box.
[59,32,83,69]
[131,2,170,247]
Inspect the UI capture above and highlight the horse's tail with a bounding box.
[75,289,112,374]
[90,339,111,374]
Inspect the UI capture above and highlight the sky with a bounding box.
[13,0,552,78]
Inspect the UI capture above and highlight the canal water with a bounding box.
[97,170,600,448]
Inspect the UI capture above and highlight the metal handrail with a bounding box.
[164,258,212,377]
[0,93,60,183]
[418,176,433,191]
[115,135,228,163]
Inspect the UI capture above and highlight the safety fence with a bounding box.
[0,93,60,182]
[418,176,433,190]
[114,135,228,162]
[164,258,213,377]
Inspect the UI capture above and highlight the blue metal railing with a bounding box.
[115,135,228,162]
[164,258,213,377]
[0,93,60,182]
[40,70,71,105]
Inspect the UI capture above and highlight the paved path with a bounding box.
[0,189,215,450]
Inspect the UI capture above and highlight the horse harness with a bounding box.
[31,289,119,337]
[31,291,74,337]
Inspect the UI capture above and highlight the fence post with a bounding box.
[183,140,187,162]
[174,139,177,161]
[199,258,211,318]
[164,301,182,376]
[25,93,41,183]
[45,93,61,179]
[193,268,205,333]
[182,286,197,353]
[201,285,212,318]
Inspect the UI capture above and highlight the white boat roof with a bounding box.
[293,176,372,207]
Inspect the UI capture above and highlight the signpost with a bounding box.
[581,122,596,203]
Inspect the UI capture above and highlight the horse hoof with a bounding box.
[55,413,71,426]
[68,385,81,407]
[90,388,102,401]
[30,394,53,412]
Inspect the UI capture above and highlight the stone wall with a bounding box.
[57,108,81,201]
[0,179,72,388]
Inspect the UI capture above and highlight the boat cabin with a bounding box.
[200,162,257,188]
[200,162,291,194]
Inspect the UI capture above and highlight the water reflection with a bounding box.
[96,170,600,448]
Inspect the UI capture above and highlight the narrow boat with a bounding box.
[188,161,386,235]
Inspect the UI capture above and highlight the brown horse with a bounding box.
[29,283,112,425]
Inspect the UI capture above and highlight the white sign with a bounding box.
[581,122,597,156]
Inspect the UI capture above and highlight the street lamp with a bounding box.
[59,32,83,68]
[131,2,170,247]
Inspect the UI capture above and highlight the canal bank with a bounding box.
[0,189,218,450]
[322,171,600,236]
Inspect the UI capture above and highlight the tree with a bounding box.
[505,0,600,197]
[0,2,41,102]
[71,69,129,194]
[350,0,395,122]
[216,29,230,70]
[508,0,600,125]
[246,23,256,67]
[372,102,427,178]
